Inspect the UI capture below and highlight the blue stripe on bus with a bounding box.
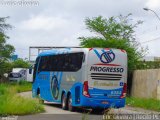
[59,72,63,85]
[102,49,112,62]
[93,49,101,58]
[101,50,110,62]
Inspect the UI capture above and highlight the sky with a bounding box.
[0,0,160,60]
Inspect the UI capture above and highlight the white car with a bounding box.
[9,72,25,82]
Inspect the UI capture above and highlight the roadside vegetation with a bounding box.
[0,81,44,115]
[126,97,160,111]
[8,80,32,92]
[0,17,15,80]
[0,17,30,82]
[136,61,160,69]
[79,14,147,72]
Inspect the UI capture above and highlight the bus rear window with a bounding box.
[38,52,84,72]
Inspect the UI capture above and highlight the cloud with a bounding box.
[146,0,160,9]
[19,15,69,31]
[1,0,160,58]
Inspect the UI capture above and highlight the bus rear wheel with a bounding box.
[62,94,67,110]
[68,94,75,112]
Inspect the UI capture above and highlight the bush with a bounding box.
[136,61,160,69]
[7,81,32,93]
[126,97,160,111]
[0,83,44,115]
[0,94,44,115]
[0,84,8,95]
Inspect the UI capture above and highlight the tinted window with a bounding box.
[9,73,21,78]
[38,56,50,71]
[33,57,40,82]
[38,52,84,72]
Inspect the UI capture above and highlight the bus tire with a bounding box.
[68,94,75,112]
[37,88,40,97]
[37,89,44,104]
[62,94,68,110]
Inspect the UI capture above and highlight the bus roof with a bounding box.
[38,48,86,57]
[38,48,126,57]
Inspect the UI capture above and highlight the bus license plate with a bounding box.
[101,101,108,104]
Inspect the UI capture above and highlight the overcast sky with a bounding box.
[0,0,160,59]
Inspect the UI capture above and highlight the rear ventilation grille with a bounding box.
[90,73,122,81]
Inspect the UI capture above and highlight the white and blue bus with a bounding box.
[32,48,127,111]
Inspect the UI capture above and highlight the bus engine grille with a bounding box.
[90,73,122,81]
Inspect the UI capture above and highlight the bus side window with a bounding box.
[70,54,78,70]
[63,52,84,72]
[50,55,58,71]
[37,52,84,72]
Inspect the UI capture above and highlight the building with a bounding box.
[141,56,160,62]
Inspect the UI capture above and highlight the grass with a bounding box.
[126,97,160,112]
[9,80,32,93]
[0,81,44,116]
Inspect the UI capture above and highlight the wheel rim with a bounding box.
[62,95,66,108]
[68,96,72,110]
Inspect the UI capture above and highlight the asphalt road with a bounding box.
[17,92,159,120]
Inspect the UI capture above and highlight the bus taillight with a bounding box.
[83,81,91,97]
[120,83,127,98]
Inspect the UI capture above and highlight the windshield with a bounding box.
[9,73,21,78]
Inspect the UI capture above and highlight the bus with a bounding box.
[32,48,127,112]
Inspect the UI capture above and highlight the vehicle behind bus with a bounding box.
[32,48,127,111]
[9,68,27,82]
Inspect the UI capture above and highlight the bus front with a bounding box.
[81,48,127,109]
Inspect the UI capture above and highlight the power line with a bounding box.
[137,27,160,37]
[141,37,160,44]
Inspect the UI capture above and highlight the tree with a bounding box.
[0,17,15,78]
[12,59,31,68]
[79,14,147,72]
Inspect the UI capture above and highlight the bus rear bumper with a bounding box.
[79,97,125,109]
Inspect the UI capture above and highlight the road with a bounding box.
[18,92,159,120]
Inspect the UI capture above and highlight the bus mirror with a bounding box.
[29,68,32,74]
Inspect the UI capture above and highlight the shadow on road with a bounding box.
[44,103,105,115]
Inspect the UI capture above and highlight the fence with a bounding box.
[131,69,160,100]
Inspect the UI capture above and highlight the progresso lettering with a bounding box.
[90,66,124,73]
